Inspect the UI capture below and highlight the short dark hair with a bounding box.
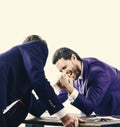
[23,35,47,46]
[52,47,82,64]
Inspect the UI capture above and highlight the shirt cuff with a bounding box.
[68,88,79,103]
[54,108,67,119]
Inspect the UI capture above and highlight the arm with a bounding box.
[57,65,112,115]
[29,93,46,117]
[53,80,68,103]
[72,65,112,115]
[19,42,64,115]
[57,90,68,103]
[19,43,85,126]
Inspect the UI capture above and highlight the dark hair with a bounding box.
[23,35,47,46]
[52,47,82,64]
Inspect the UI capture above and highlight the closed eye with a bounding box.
[60,66,67,72]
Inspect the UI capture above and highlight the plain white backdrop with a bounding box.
[0,0,120,127]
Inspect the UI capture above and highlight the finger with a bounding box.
[79,118,86,123]
[75,119,79,127]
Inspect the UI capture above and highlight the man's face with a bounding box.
[55,56,81,80]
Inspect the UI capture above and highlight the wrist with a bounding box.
[68,89,79,103]
[54,108,67,119]
[67,86,74,94]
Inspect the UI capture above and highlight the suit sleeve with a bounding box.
[71,64,112,115]
[29,94,46,117]
[57,90,68,103]
[19,43,64,115]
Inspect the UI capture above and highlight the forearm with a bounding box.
[57,90,68,103]
[54,107,68,119]
[71,94,94,115]
[68,89,94,115]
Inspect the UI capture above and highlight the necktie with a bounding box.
[73,79,84,95]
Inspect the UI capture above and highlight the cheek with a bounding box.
[72,66,77,73]
[72,68,78,77]
[71,70,76,79]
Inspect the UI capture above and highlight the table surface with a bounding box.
[24,113,120,127]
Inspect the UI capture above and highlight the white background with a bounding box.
[0,0,120,127]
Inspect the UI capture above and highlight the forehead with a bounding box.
[56,58,70,69]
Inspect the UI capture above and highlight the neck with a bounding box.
[78,60,82,70]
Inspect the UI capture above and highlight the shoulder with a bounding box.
[82,57,107,74]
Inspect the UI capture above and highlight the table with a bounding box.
[24,114,120,127]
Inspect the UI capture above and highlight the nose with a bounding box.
[62,70,67,75]
[63,71,71,77]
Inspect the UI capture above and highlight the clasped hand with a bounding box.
[54,74,74,94]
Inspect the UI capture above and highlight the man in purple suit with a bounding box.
[0,36,85,127]
[52,47,120,116]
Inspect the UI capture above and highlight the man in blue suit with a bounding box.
[0,36,85,127]
[52,47,120,116]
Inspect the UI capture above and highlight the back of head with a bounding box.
[23,35,48,65]
[52,47,81,64]
[23,35,47,46]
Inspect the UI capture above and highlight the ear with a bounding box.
[71,54,77,61]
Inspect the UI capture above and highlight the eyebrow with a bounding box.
[60,65,67,72]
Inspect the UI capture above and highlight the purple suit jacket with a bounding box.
[58,58,120,116]
[0,41,64,115]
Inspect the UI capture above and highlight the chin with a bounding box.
[74,76,78,80]
[75,75,80,80]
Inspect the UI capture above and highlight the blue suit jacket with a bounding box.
[0,41,64,115]
[57,58,120,116]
